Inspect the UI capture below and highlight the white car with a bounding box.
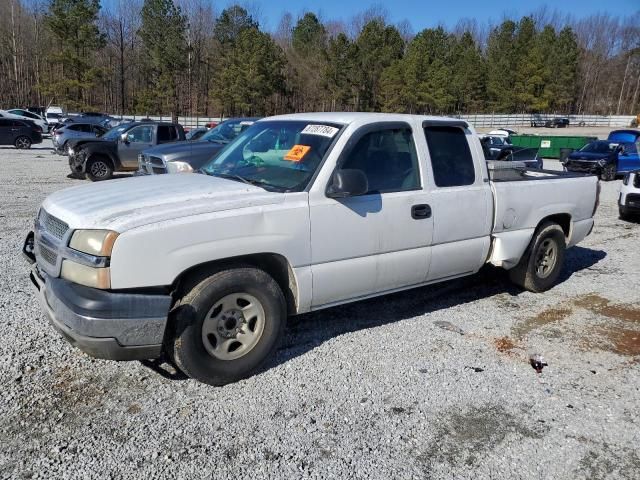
[619,170,640,220]
[23,113,599,385]
[488,128,517,139]
[4,109,48,132]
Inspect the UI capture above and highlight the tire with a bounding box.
[509,221,566,293]
[86,156,113,181]
[168,267,286,386]
[599,163,616,181]
[14,136,32,149]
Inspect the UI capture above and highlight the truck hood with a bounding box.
[41,173,284,232]
[143,140,226,158]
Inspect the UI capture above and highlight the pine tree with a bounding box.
[45,0,105,108]
[355,20,404,111]
[451,32,487,112]
[324,33,358,110]
[512,17,545,112]
[290,13,328,110]
[138,0,188,120]
[486,20,517,112]
[550,27,579,112]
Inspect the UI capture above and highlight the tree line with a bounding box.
[0,0,638,119]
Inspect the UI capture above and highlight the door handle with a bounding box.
[411,204,432,219]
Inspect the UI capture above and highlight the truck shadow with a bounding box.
[141,245,605,382]
[272,245,606,368]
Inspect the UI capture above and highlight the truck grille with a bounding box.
[38,243,58,266]
[139,155,167,174]
[39,210,69,240]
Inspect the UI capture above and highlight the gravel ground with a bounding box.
[1,139,639,479]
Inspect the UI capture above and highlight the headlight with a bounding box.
[597,159,607,166]
[69,229,119,256]
[623,173,630,185]
[167,161,194,173]
[61,260,110,289]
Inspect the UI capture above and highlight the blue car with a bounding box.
[608,129,640,174]
[564,130,640,181]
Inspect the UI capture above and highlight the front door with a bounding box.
[309,123,433,308]
[118,125,154,168]
[618,141,640,173]
[0,119,12,144]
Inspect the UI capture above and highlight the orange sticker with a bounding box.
[284,145,311,162]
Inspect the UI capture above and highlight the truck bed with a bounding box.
[487,161,591,182]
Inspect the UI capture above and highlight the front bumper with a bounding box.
[564,161,602,174]
[26,244,171,361]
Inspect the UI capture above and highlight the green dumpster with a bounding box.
[510,135,597,159]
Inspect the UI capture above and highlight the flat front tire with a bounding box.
[168,267,286,386]
[509,222,566,293]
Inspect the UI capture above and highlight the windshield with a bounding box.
[580,141,611,154]
[102,123,133,141]
[201,119,254,143]
[202,120,343,192]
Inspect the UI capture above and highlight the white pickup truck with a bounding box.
[23,113,599,385]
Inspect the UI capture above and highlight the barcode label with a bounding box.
[301,124,339,138]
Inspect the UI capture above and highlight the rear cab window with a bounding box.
[424,125,476,187]
[158,125,179,144]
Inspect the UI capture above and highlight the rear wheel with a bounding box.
[86,156,113,181]
[15,136,32,149]
[509,222,566,293]
[168,267,286,386]
[600,163,616,181]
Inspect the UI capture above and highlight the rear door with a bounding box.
[309,121,433,307]
[421,121,493,281]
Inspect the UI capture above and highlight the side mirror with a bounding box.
[327,169,368,198]
[120,132,129,144]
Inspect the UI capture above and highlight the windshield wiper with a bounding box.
[207,170,285,192]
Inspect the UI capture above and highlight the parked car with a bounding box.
[45,112,63,130]
[138,118,257,175]
[545,117,569,128]
[185,127,208,141]
[23,112,599,386]
[480,135,542,169]
[3,109,48,132]
[68,121,186,181]
[0,117,43,148]
[52,123,108,155]
[564,140,621,180]
[607,129,640,174]
[619,170,640,220]
[488,128,517,139]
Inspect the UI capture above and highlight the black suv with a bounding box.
[0,118,43,149]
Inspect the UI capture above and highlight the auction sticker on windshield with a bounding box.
[301,125,339,138]
[284,145,311,162]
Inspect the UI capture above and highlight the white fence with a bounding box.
[114,113,637,129]
[457,113,636,128]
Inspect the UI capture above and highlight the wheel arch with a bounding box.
[537,213,571,239]
[171,253,300,316]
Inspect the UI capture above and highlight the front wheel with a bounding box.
[168,267,286,386]
[86,157,113,181]
[599,163,616,181]
[509,222,566,292]
[15,136,32,149]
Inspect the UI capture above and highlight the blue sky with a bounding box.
[245,0,637,31]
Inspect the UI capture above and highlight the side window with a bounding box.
[424,126,476,187]
[126,125,153,143]
[157,125,178,143]
[93,125,106,135]
[68,124,81,131]
[340,127,420,194]
[80,124,93,133]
